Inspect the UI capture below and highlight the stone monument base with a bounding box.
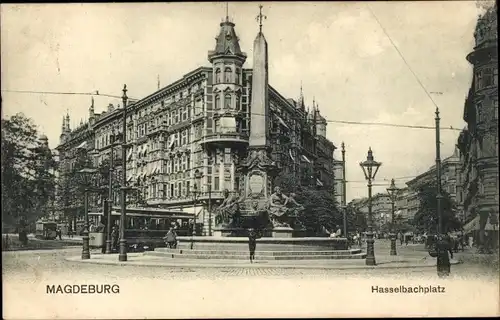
[271,227,293,238]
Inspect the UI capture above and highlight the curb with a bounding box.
[64,256,461,270]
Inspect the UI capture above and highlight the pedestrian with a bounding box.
[111,225,119,252]
[248,228,258,263]
[56,227,62,240]
[405,234,409,246]
[399,232,403,246]
[436,233,454,278]
[164,227,177,249]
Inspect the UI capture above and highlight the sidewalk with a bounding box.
[65,252,461,270]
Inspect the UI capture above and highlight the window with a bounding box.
[214,119,220,133]
[182,130,187,145]
[235,94,240,111]
[235,69,240,84]
[484,68,494,87]
[182,107,187,121]
[215,69,221,83]
[224,94,231,109]
[215,94,221,110]
[195,98,202,115]
[186,181,190,195]
[169,183,174,198]
[178,182,182,197]
[224,67,232,83]
[476,71,483,90]
[214,176,220,191]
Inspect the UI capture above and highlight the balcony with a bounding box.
[199,131,249,148]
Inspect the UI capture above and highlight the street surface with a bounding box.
[3,239,499,319]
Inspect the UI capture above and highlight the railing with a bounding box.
[200,132,249,144]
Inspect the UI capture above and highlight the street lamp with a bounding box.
[190,170,203,249]
[119,84,128,262]
[386,178,399,256]
[360,147,382,266]
[76,167,99,260]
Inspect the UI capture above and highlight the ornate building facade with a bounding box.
[55,13,341,233]
[456,5,498,235]
[405,148,461,222]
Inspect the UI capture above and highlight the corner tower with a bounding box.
[208,12,247,117]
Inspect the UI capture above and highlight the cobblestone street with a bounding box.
[3,241,499,319]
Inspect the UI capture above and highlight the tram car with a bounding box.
[35,220,58,240]
[87,208,195,251]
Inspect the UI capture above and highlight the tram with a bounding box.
[35,220,58,240]
[86,208,195,250]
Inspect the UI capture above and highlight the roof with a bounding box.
[208,19,247,61]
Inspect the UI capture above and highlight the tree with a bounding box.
[1,113,56,230]
[345,204,367,233]
[412,180,462,234]
[274,173,343,235]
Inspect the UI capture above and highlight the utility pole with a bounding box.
[341,142,347,237]
[435,107,443,235]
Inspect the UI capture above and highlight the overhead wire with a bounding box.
[2,88,461,131]
[1,89,139,101]
[366,4,441,112]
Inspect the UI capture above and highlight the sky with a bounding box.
[1,1,491,201]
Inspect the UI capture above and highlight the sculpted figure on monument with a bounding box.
[268,187,292,228]
[215,189,244,227]
[285,192,304,216]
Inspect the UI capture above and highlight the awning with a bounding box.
[289,149,295,161]
[76,141,87,149]
[277,115,290,130]
[316,178,323,187]
[301,155,311,163]
[463,215,498,233]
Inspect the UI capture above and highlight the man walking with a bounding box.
[248,228,258,263]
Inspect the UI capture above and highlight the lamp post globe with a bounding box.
[359,147,382,266]
[386,178,399,256]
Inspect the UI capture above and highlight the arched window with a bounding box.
[224,93,232,109]
[224,67,232,83]
[235,94,240,111]
[235,69,241,84]
[215,69,221,83]
[214,94,221,110]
